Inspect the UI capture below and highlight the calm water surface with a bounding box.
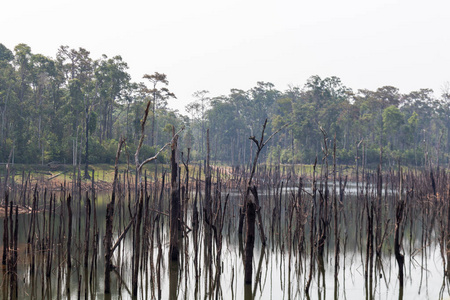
[1,185,449,300]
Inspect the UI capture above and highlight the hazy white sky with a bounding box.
[2,0,450,112]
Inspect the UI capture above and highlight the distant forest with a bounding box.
[1,43,450,168]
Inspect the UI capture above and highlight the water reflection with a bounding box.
[0,175,449,299]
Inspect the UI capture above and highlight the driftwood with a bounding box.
[47,171,66,181]
[0,204,32,218]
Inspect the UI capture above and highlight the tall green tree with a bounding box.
[143,72,176,147]
[0,44,15,160]
[95,54,130,141]
[186,90,210,156]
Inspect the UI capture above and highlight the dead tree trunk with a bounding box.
[2,192,8,266]
[132,191,144,297]
[135,101,184,194]
[84,194,91,268]
[249,186,265,247]
[395,168,405,288]
[244,201,256,284]
[104,138,125,295]
[239,119,288,242]
[67,194,72,270]
[169,127,180,262]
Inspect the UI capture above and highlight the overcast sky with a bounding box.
[2,0,450,112]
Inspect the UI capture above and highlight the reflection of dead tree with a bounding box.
[203,129,213,289]
[132,189,144,297]
[252,245,266,297]
[205,191,230,291]
[305,158,317,295]
[113,268,132,296]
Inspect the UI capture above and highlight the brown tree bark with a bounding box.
[104,138,125,294]
[169,127,180,262]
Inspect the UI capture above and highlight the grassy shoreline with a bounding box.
[0,162,379,191]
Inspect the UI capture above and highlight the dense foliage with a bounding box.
[1,43,449,168]
[187,78,450,167]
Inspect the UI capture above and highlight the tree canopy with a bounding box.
[1,43,449,168]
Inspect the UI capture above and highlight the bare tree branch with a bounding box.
[133,99,184,183]
[262,122,291,148]
[247,119,291,187]
[137,126,184,173]
[135,101,151,169]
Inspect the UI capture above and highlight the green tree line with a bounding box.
[0,43,183,169]
[1,43,449,168]
[187,77,450,167]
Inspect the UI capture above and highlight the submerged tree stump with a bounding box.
[67,195,72,270]
[244,201,256,284]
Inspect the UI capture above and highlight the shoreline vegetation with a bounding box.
[1,162,365,192]
[1,43,450,172]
